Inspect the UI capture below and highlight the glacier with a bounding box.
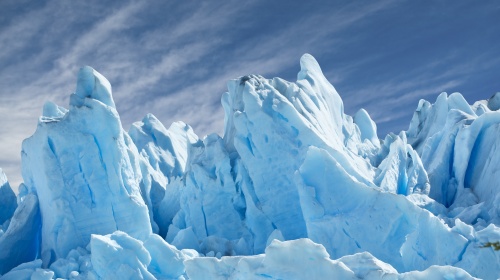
[0,168,16,234]
[0,54,499,279]
[21,66,152,267]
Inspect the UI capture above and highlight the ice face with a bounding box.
[407,92,476,154]
[354,108,380,148]
[374,132,429,195]
[0,193,41,275]
[21,66,152,267]
[487,92,500,111]
[129,114,202,237]
[166,134,256,255]
[1,54,499,279]
[221,55,376,238]
[407,91,500,227]
[156,54,499,278]
[0,168,17,227]
[130,114,200,179]
[297,147,470,271]
[166,54,429,257]
[69,66,115,109]
[41,101,68,120]
[90,231,155,280]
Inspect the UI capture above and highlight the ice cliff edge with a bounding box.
[21,66,152,267]
[0,55,498,279]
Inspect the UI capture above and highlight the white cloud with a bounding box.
[1,0,495,191]
[0,0,399,189]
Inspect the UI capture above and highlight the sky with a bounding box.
[1,0,499,189]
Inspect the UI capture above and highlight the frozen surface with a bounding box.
[91,231,155,280]
[91,231,198,279]
[165,54,429,259]
[129,114,202,237]
[1,231,475,280]
[296,146,499,278]
[21,66,152,266]
[1,55,499,279]
[24,231,199,280]
[374,132,429,195]
[0,260,54,280]
[407,91,500,228]
[0,193,41,275]
[185,239,476,280]
[0,169,16,230]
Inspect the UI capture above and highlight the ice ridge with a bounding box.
[0,55,498,279]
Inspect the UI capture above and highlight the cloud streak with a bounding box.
[1,0,499,190]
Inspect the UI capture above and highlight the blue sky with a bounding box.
[1,0,499,188]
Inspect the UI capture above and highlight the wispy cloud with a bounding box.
[0,0,421,188]
[1,0,498,190]
[54,1,146,71]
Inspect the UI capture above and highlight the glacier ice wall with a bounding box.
[129,114,202,237]
[1,54,499,279]
[128,54,498,278]
[164,54,432,257]
[296,146,500,277]
[21,66,152,266]
[0,169,17,231]
[407,92,500,227]
[0,193,41,275]
[164,56,397,254]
